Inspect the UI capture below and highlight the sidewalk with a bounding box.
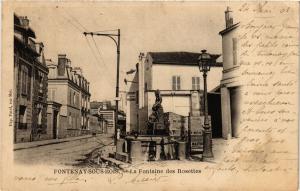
[14,133,113,151]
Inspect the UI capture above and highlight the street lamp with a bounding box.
[198,49,214,161]
[83,29,120,145]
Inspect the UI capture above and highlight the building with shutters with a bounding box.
[14,14,49,143]
[47,54,91,138]
[98,110,115,135]
[219,7,242,139]
[126,52,223,134]
[90,101,109,134]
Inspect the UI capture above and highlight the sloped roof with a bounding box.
[219,23,240,36]
[14,13,36,38]
[90,102,102,109]
[148,52,222,67]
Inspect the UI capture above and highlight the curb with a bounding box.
[14,134,97,151]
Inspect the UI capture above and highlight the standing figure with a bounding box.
[147,90,166,135]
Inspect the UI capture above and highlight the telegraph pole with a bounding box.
[83,29,120,145]
[115,29,120,145]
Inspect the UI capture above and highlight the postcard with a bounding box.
[1,1,299,191]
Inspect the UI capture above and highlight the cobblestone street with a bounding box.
[14,134,114,166]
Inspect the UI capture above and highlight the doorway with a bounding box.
[53,111,58,139]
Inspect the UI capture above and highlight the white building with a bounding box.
[219,7,241,139]
[47,54,91,138]
[126,51,223,134]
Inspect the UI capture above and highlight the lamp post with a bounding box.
[83,29,120,145]
[198,49,214,160]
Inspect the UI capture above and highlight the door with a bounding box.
[53,111,58,139]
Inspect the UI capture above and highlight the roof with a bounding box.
[219,23,239,36]
[148,52,222,67]
[14,14,36,38]
[209,85,221,93]
[90,102,102,109]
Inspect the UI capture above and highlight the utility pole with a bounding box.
[83,29,120,145]
[115,29,120,145]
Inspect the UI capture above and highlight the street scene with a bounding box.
[13,3,241,168]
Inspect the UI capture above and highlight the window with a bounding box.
[21,65,29,95]
[192,77,200,90]
[19,106,27,129]
[172,76,181,90]
[73,92,76,106]
[233,38,238,65]
[38,109,42,125]
[136,91,139,104]
[52,89,56,101]
[69,91,72,105]
[69,112,72,125]
[38,73,44,94]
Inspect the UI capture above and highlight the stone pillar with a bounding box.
[116,138,125,153]
[130,140,143,163]
[221,86,232,140]
[155,144,161,160]
[230,87,241,138]
[177,141,186,160]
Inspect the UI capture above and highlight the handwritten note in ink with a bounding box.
[205,2,299,190]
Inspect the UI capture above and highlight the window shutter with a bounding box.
[27,68,31,99]
[21,67,25,95]
[20,67,24,94]
[69,91,72,105]
[197,77,200,90]
[172,76,176,90]
[192,77,195,90]
[177,76,181,90]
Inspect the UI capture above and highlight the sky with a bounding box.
[15,2,229,102]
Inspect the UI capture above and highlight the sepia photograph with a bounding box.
[13,2,241,167]
[1,1,299,191]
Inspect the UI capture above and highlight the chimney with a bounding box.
[57,54,67,76]
[66,59,72,67]
[225,7,233,28]
[138,52,145,61]
[35,42,44,54]
[20,16,30,29]
[73,67,82,75]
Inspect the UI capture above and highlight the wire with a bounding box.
[84,36,115,86]
[61,7,88,32]
[58,7,116,87]
[93,29,118,33]
[90,36,110,70]
[59,13,83,33]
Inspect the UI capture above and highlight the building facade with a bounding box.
[90,101,109,134]
[219,7,242,139]
[90,100,126,135]
[47,54,91,138]
[126,52,223,134]
[14,14,49,143]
